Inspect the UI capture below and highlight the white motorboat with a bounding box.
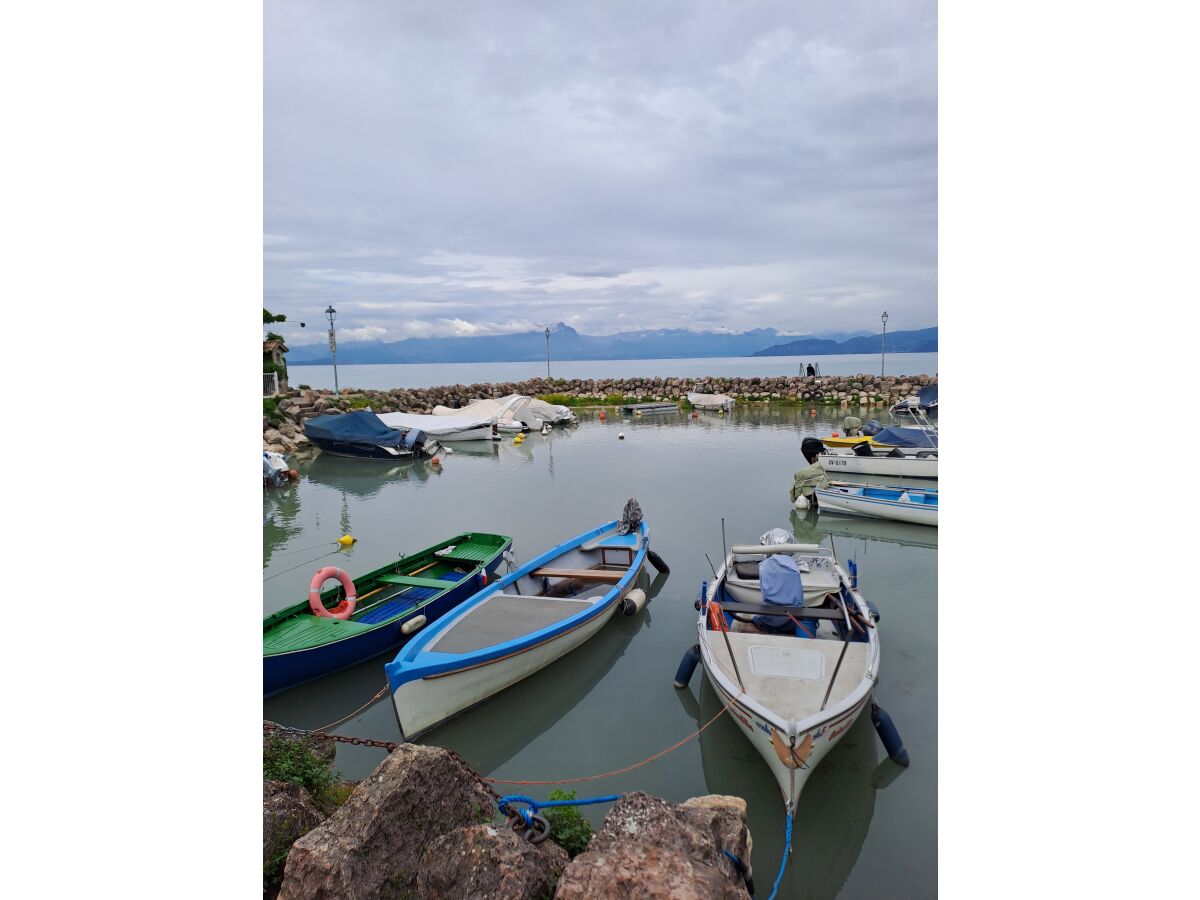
[816,481,938,527]
[433,395,542,432]
[377,411,498,442]
[819,447,938,479]
[687,391,735,412]
[695,541,881,810]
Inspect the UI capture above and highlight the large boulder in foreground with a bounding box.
[264,781,327,899]
[417,823,569,899]
[277,744,497,900]
[553,792,752,899]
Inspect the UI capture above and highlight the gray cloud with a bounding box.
[266,0,936,346]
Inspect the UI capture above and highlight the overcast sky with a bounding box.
[265,0,936,347]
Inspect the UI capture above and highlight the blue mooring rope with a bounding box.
[497,793,621,825]
[766,809,795,900]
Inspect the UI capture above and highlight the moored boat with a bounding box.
[386,506,655,740]
[377,410,498,442]
[263,532,512,697]
[815,481,938,526]
[696,538,881,810]
[303,410,443,460]
[687,391,735,412]
[821,425,938,451]
[819,445,938,479]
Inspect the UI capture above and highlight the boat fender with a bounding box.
[621,588,648,616]
[400,615,427,635]
[479,570,488,587]
[647,549,670,574]
[871,702,910,767]
[618,432,625,439]
[673,644,701,688]
[793,494,810,510]
[309,567,357,620]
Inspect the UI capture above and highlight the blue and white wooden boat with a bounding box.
[815,481,938,527]
[385,517,651,740]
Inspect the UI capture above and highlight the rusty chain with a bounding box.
[272,723,401,753]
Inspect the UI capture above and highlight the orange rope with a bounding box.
[314,683,389,732]
[483,697,734,786]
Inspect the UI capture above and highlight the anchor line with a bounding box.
[271,695,735,789]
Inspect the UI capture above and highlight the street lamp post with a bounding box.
[880,311,889,377]
[326,305,339,393]
[545,326,551,379]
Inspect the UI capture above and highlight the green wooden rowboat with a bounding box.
[263,532,512,697]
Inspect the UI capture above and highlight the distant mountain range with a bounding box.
[289,323,936,365]
[752,326,938,357]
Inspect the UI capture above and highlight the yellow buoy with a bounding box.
[337,535,357,547]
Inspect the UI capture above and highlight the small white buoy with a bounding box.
[621,588,648,616]
[618,432,625,440]
[401,615,427,635]
[793,495,810,510]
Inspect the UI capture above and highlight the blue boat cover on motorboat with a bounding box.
[873,426,938,448]
[918,383,938,407]
[303,411,408,447]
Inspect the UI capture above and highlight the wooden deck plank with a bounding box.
[531,567,625,583]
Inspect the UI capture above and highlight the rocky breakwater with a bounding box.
[263,373,936,454]
[264,720,753,899]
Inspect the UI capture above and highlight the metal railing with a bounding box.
[263,372,279,396]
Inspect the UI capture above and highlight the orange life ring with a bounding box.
[309,566,357,620]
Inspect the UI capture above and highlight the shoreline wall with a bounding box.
[263,372,936,454]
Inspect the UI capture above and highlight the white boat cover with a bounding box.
[433,394,542,430]
[377,410,496,437]
[687,391,734,410]
[525,397,576,424]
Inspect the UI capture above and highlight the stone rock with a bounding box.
[277,744,497,900]
[416,823,568,899]
[264,780,328,900]
[264,428,283,445]
[553,792,751,899]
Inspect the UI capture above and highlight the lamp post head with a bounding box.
[545,327,551,338]
[325,305,336,321]
[881,311,888,326]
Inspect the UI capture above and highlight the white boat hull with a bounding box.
[392,588,628,739]
[700,662,871,807]
[819,452,937,479]
[817,489,938,526]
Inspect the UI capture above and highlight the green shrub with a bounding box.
[542,790,594,857]
[263,735,339,812]
[263,398,283,424]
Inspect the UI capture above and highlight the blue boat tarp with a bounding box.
[873,426,938,448]
[303,411,408,448]
[918,383,938,407]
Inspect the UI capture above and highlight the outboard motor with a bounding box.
[853,441,875,457]
[404,428,428,453]
[863,419,884,436]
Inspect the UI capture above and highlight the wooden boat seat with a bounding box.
[530,567,624,583]
[377,574,456,589]
[716,601,848,620]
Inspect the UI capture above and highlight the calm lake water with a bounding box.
[263,405,936,899]
[286,352,938,391]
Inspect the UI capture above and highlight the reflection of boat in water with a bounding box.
[304,452,440,499]
[427,568,667,776]
[691,674,881,900]
[790,508,939,550]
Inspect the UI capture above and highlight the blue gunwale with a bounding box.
[821,484,938,507]
[385,519,649,692]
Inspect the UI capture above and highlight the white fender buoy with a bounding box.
[793,495,810,510]
[618,432,625,440]
[401,615,427,635]
[621,588,648,616]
